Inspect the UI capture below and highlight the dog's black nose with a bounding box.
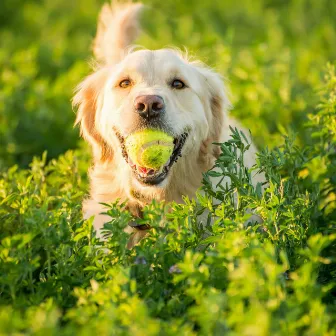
[134,95,165,120]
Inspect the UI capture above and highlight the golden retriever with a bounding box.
[73,2,262,245]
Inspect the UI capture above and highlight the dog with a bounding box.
[73,2,262,245]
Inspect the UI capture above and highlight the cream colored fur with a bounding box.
[73,2,262,243]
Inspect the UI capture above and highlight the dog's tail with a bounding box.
[93,2,144,65]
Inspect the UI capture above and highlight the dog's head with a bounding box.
[74,49,230,200]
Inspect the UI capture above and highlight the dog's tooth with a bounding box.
[129,158,136,168]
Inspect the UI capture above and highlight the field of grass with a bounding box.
[0,0,335,334]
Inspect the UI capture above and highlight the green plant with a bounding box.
[1,66,335,333]
[1,0,335,334]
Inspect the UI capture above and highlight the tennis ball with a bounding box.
[125,129,174,169]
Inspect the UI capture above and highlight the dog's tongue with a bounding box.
[137,165,158,176]
[138,166,150,174]
[128,158,156,176]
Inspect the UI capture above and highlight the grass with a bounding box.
[0,0,335,334]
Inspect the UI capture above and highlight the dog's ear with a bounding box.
[197,67,231,161]
[73,68,113,161]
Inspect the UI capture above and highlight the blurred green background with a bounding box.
[1,0,336,169]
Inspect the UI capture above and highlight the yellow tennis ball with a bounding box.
[125,129,174,169]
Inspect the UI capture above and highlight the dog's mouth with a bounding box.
[115,129,188,185]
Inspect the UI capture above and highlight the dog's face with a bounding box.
[74,49,229,196]
[98,49,212,185]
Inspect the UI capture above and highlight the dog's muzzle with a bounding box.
[114,127,189,185]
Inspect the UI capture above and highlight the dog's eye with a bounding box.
[119,79,132,88]
[171,79,185,89]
